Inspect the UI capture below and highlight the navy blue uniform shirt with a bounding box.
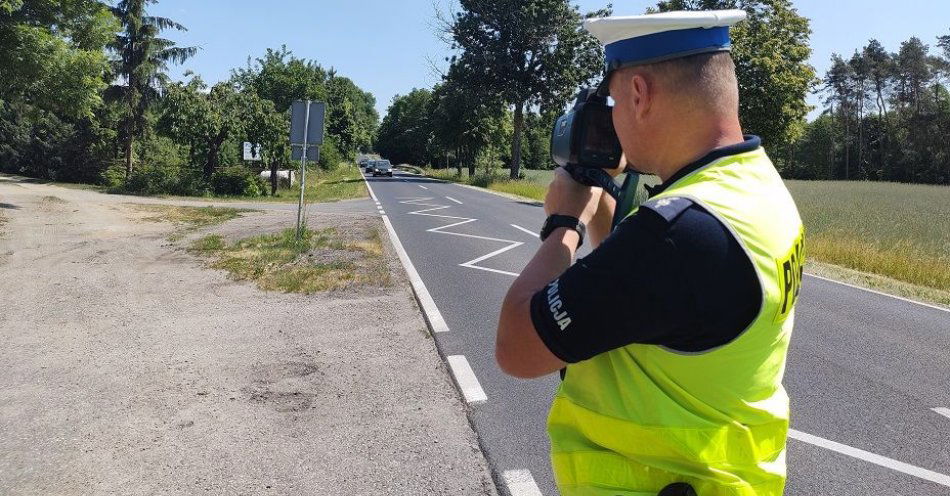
[530,137,763,362]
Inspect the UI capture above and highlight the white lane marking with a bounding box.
[502,469,543,496]
[511,224,539,239]
[445,196,463,205]
[400,197,523,277]
[932,407,950,420]
[805,273,949,314]
[460,244,523,277]
[419,185,429,190]
[788,429,950,487]
[447,355,487,403]
[360,178,450,334]
[378,210,385,215]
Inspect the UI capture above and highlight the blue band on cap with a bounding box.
[605,26,731,69]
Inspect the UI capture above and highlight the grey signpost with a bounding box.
[289,100,326,238]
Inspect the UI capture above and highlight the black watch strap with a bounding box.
[540,215,586,247]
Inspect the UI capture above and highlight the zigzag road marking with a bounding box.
[398,197,523,277]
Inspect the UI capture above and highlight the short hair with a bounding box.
[623,52,739,115]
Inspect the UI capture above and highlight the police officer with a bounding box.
[495,10,804,496]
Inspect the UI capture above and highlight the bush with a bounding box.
[318,136,343,171]
[122,164,182,195]
[210,166,266,197]
[112,164,209,196]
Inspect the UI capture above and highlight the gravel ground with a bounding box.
[0,175,498,495]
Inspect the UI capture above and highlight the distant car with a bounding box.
[373,160,393,177]
[364,160,376,174]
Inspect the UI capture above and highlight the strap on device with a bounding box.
[611,171,641,230]
[562,165,642,233]
[563,165,622,199]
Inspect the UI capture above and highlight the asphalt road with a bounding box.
[364,170,950,496]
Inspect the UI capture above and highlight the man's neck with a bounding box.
[653,123,745,182]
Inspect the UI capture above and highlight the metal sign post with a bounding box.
[289,100,326,239]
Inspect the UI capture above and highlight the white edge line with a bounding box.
[502,469,543,496]
[788,429,950,487]
[445,196,463,205]
[361,178,450,334]
[932,407,950,420]
[365,179,379,202]
[511,224,539,239]
[446,355,487,403]
[379,215,449,333]
[804,273,949,314]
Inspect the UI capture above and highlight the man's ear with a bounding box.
[630,73,652,121]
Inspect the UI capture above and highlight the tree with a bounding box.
[326,75,379,154]
[894,37,931,116]
[159,78,264,181]
[0,0,117,118]
[376,89,434,166]
[444,0,608,178]
[240,93,289,195]
[823,54,856,179]
[233,47,379,163]
[655,0,816,148]
[108,0,197,180]
[429,63,511,175]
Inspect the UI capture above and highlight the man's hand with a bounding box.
[544,168,603,224]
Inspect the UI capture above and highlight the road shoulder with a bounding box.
[0,179,498,495]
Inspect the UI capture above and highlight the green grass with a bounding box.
[786,180,950,295]
[424,167,661,203]
[425,168,550,201]
[190,227,391,293]
[251,163,369,204]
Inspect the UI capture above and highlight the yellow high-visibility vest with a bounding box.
[548,146,804,495]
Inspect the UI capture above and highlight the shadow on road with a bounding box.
[0,203,20,210]
[364,174,446,185]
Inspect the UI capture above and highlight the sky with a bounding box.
[152,0,950,120]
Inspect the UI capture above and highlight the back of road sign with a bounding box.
[290,101,326,146]
[291,146,320,161]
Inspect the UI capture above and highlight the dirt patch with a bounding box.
[41,195,67,204]
[0,179,497,495]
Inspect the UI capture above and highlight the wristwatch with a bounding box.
[540,215,586,247]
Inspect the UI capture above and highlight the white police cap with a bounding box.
[584,10,747,71]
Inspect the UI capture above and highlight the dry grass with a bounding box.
[787,180,950,294]
[130,204,252,241]
[131,204,250,228]
[190,227,392,294]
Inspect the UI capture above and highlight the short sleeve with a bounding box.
[529,201,761,363]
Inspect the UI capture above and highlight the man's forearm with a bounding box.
[510,228,579,297]
[587,193,617,248]
[495,228,578,377]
